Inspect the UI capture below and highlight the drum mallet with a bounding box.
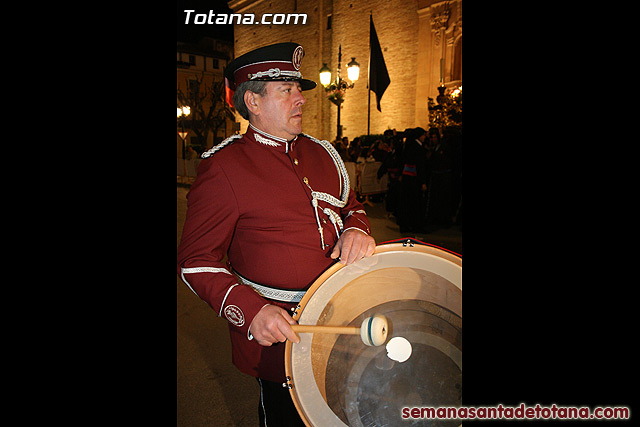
[291,314,388,346]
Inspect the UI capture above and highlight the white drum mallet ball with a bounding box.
[291,314,389,346]
[386,336,412,362]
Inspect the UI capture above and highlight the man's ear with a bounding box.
[244,91,260,115]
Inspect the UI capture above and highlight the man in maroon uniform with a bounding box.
[177,42,375,425]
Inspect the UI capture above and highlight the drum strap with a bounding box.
[234,270,306,303]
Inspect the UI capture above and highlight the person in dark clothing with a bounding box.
[377,136,403,216]
[368,139,389,162]
[424,129,454,230]
[398,127,428,233]
[348,137,363,162]
[447,130,463,227]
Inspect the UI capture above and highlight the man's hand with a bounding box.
[249,304,300,346]
[330,229,376,265]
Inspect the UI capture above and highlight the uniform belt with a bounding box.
[234,270,306,303]
[402,164,417,176]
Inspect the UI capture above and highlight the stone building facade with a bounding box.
[228,0,461,141]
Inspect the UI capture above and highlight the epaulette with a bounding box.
[200,134,244,159]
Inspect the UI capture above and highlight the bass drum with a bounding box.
[284,241,462,426]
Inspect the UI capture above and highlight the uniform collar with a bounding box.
[248,123,298,153]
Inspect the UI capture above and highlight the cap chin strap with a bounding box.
[249,68,302,80]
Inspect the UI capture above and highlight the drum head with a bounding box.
[285,243,462,427]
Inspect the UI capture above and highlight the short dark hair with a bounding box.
[233,80,268,120]
[414,127,427,138]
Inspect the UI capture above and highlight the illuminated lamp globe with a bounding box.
[319,63,332,87]
[346,57,360,82]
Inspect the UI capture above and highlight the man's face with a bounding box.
[249,81,306,140]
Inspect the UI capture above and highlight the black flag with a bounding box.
[369,15,390,112]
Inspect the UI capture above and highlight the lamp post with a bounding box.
[319,45,359,140]
[177,105,191,151]
[177,106,191,180]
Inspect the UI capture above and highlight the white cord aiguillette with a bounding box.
[302,133,351,249]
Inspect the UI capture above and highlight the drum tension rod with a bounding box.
[282,376,293,389]
[290,304,301,317]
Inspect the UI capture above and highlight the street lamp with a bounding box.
[319,45,359,140]
[177,105,190,118]
[319,64,332,87]
[347,57,360,82]
[177,105,191,150]
[177,106,191,181]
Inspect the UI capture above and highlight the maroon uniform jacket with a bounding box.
[177,126,371,382]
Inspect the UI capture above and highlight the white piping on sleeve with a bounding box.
[181,267,232,275]
[180,270,200,297]
[180,267,236,312]
[218,284,239,317]
[342,226,370,235]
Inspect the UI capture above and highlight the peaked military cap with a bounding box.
[224,42,317,91]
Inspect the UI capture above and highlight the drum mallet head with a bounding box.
[360,314,388,346]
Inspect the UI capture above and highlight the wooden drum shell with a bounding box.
[284,243,462,427]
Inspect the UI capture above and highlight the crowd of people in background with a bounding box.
[332,127,462,234]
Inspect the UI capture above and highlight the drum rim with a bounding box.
[284,242,462,426]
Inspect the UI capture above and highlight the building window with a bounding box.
[327,14,332,30]
[213,59,219,69]
[189,55,196,65]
